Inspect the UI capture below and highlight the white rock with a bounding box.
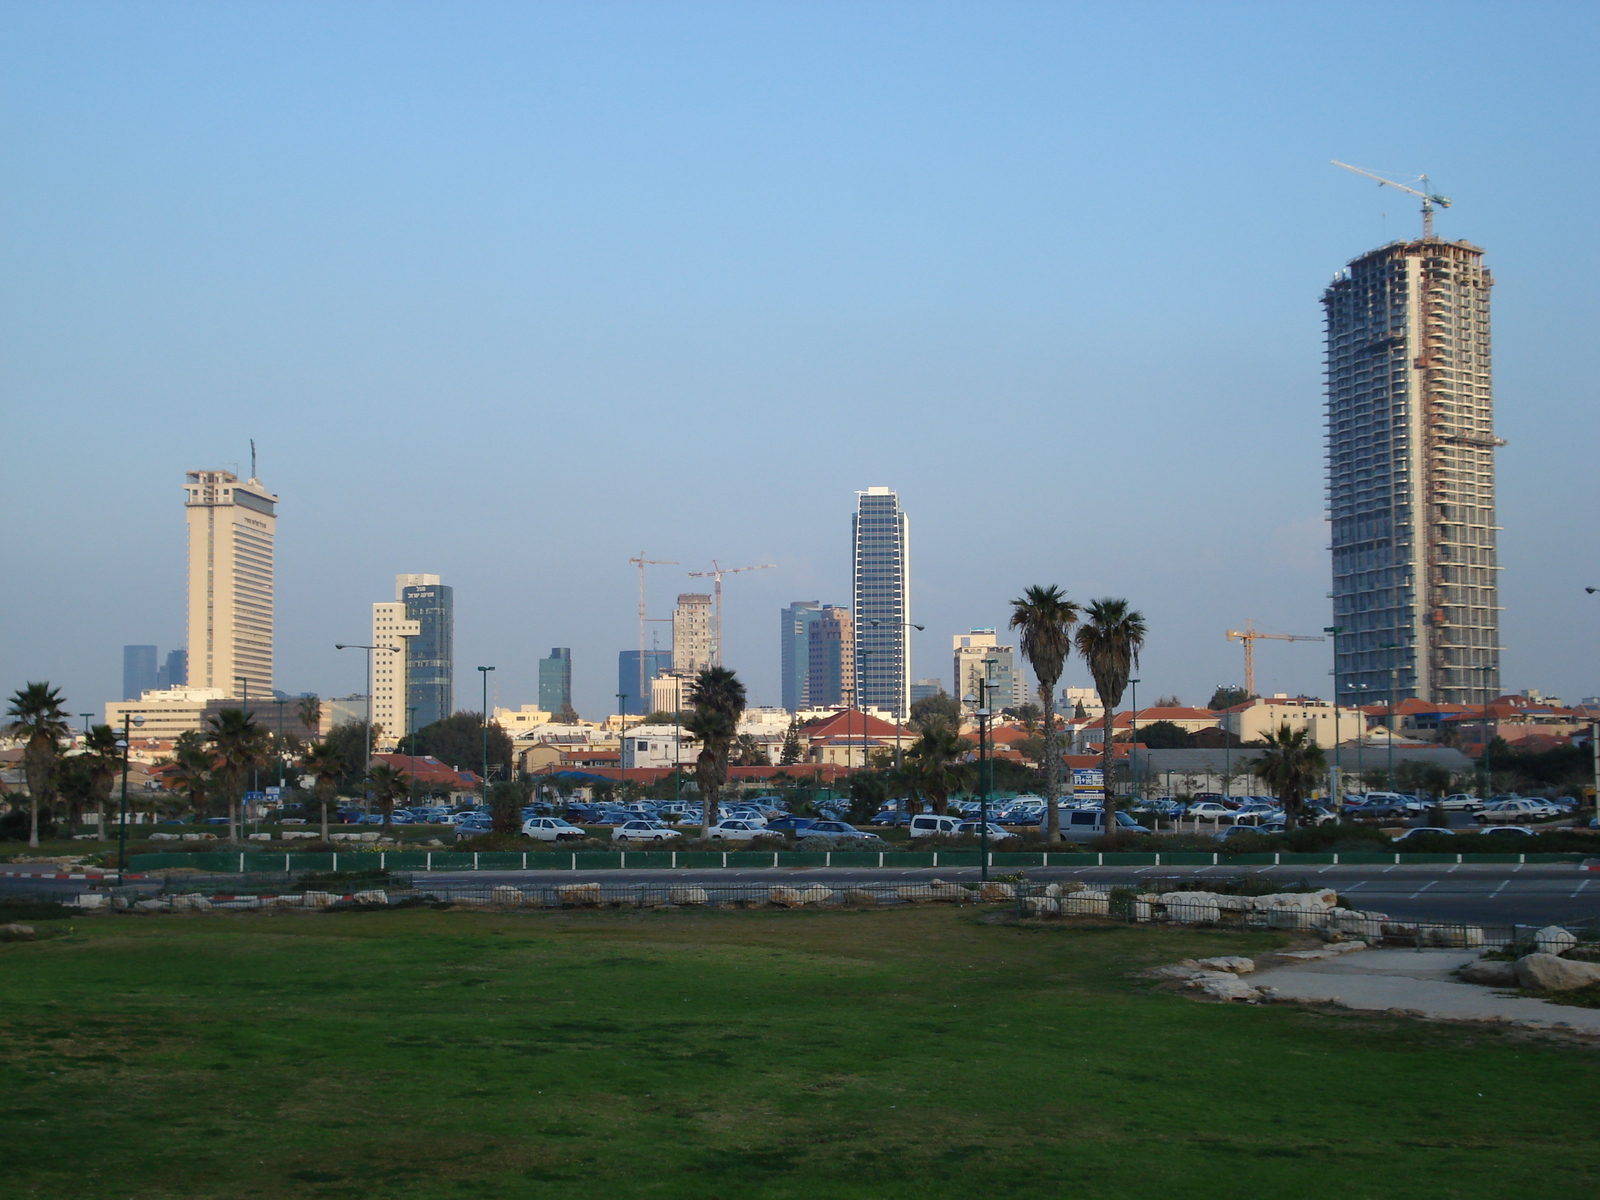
[72,893,107,909]
[1458,959,1518,986]
[247,832,272,841]
[557,883,601,907]
[1418,925,1485,948]
[300,891,339,908]
[352,890,387,905]
[1023,896,1060,915]
[978,882,1015,902]
[1169,899,1221,924]
[1534,925,1579,956]
[926,880,970,903]
[149,832,180,842]
[1132,901,1153,922]
[171,894,212,910]
[668,887,709,906]
[133,899,167,912]
[843,888,883,905]
[1150,962,1203,980]
[489,886,525,906]
[1515,953,1600,992]
[1190,973,1261,1002]
[1196,955,1255,975]
[770,887,808,907]
[1061,891,1110,916]
[800,885,834,906]
[1326,940,1369,955]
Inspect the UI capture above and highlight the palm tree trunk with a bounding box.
[320,796,330,843]
[1041,689,1060,843]
[29,795,39,848]
[1099,700,1117,832]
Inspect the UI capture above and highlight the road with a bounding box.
[3,862,1595,930]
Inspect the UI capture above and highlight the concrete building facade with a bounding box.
[539,648,572,715]
[1324,238,1501,707]
[184,469,277,696]
[398,574,453,731]
[619,650,672,715]
[852,487,911,718]
[807,606,855,709]
[952,629,1021,713]
[672,594,714,676]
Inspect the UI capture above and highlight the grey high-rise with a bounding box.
[539,648,572,714]
[852,487,911,717]
[123,645,157,700]
[780,602,823,710]
[1323,237,1501,706]
[401,578,453,729]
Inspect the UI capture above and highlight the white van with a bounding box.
[1041,809,1153,843]
[908,814,964,838]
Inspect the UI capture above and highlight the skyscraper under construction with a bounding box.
[1323,238,1502,707]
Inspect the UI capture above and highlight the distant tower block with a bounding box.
[184,469,277,697]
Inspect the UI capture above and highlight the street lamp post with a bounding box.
[406,706,419,762]
[336,643,401,814]
[1480,664,1495,799]
[1379,642,1399,791]
[272,698,288,794]
[1323,626,1346,802]
[964,686,993,882]
[1347,681,1368,791]
[116,712,145,875]
[479,666,496,808]
[870,619,924,770]
[1128,678,1140,803]
[617,692,629,794]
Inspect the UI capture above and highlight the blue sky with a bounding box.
[3,1,1596,719]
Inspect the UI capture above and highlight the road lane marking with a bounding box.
[1571,879,1590,899]
[1407,880,1440,899]
[1344,881,1367,891]
[1491,880,1509,896]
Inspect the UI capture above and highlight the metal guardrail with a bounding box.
[122,849,1597,874]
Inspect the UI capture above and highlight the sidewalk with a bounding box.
[1254,948,1600,1033]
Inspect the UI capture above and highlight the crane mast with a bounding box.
[1331,160,1451,238]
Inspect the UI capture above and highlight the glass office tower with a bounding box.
[852,487,911,717]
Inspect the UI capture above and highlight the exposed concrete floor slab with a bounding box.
[1255,948,1600,1032]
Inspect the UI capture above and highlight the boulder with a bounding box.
[1022,896,1059,915]
[1514,953,1600,992]
[896,886,933,904]
[1566,945,1600,963]
[133,899,167,912]
[926,880,970,903]
[72,893,107,909]
[149,832,180,841]
[1534,925,1578,956]
[1418,925,1486,948]
[283,830,319,840]
[978,882,1015,902]
[843,888,883,906]
[180,833,216,842]
[1,923,36,941]
[769,887,807,907]
[799,885,834,906]
[247,832,272,841]
[1458,959,1518,987]
[1132,901,1153,923]
[489,886,525,906]
[1149,960,1203,980]
[170,894,212,910]
[1325,940,1369,955]
[668,887,709,906]
[1061,891,1110,916]
[1169,899,1221,924]
[1190,973,1262,1002]
[352,890,388,905]
[1196,955,1255,975]
[557,883,602,907]
[300,891,339,908]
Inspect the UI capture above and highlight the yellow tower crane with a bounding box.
[1225,619,1325,698]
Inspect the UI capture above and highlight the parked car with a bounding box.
[908,814,965,838]
[763,816,817,834]
[612,820,682,842]
[1048,809,1153,842]
[521,816,586,842]
[1183,802,1233,821]
[1475,799,1555,825]
[868,809,912,826]
[1477,825,1535,836]
[1357,800,1416,819]
[705,820,769,841]
[1437,794,1483,812]
[954,821,1012,841]
[798,820,881,842]
[1217,823,1275,842]
[1393,826,1456,842]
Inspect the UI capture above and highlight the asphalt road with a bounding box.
[4,862,1594,930]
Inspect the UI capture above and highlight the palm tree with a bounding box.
[299,741,345,842]
[367,762,410,829]
[83,725,121,834]
[1074,598,1147,833]
[206,708,266,843]
[903,725,972,816]
[685,666,747,832]
[297,695,323,739]
[1254,724,1326,832]
[167,731,215,824]
[1009,585,1081,842]
[5,682,70,848]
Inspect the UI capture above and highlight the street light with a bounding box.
[964,685,992,882]
[869,619,924,770]
[1347,681,1368,792]
[479,666,496,808]
[617,691,629,792]
[116,712,145,875]
[1479,663,1495,799]
[1323,626,1347,800]
[1128,678,1141,803]
[1379,642,1400,791]
[336,644,401,813]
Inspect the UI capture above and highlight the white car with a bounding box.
[1185,802,1233,821]
[611,820,682,842]
[908,814,965,838]
[706,820,769,841]
[1438,793,1484,812]
[954,821,1012,841]
[1475,800,1553,825]
[521,816,587,842]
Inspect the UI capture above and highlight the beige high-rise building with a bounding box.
[672,593,713,675]
[371,575,431,751]
[184,469,277,698]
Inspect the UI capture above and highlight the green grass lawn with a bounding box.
[1,907,1595,1200]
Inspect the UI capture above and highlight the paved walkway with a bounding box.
[1254,948,1600,1033]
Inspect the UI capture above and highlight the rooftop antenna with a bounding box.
[1331,161,1451,239]
[249,439,257,480]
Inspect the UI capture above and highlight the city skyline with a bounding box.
[4,6,1594,720]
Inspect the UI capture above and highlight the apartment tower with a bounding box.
[371,574,453,748]
[539,648,573,715]
[852,487,911,717]
[1323,238,1501,706]
[672,594,714,676]
[184,469,276,697]
[780,601,824,711]
[807,606,855,709]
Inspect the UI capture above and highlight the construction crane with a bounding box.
[686,560,775,666]
[628,552,677,708]
[1331,161,1451,239]
[1225,619,1325,698]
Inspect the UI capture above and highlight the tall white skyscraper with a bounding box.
[852,487,911,717]
[1324,237,1501,705]
[184,469,276,697]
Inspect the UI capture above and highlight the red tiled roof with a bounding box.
[373,754,482,787]
[800,711,912,740]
